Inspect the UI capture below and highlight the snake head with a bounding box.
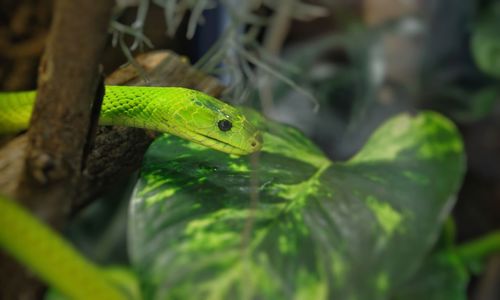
[165,88,263,155]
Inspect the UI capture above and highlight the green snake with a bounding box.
[0,85,262,155]
[0,86,263,299]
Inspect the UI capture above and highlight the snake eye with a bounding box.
[217,119,232,132]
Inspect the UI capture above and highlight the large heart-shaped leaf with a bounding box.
[129,110,465,299]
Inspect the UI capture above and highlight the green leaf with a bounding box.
[471,3,500,78]
[391,250,468,300]
[129,110,465,299]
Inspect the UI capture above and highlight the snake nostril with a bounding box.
[251,141,257,147]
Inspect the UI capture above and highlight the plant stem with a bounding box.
[456,231,500,263]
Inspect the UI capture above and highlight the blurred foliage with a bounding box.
[392,250,468,300]
[129,108,465,299]
[418,0,500,122]
[471,2,500,79]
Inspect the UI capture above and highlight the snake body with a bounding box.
[0,86,262,155]
[0,86,263,299]
[0,195,130,300]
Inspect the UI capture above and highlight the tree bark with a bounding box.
[0,0,114,298]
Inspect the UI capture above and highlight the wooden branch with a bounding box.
[0,0,114,297]
[26,0,113,186]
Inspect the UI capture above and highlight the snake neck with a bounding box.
[99,86,171,132]
[0,86,170,134]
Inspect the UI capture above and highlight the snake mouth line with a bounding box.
[187,130,249,155]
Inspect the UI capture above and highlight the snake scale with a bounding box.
[0,85,262,155]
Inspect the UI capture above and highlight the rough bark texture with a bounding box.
[25,0,112,187]
[0,0,114,298]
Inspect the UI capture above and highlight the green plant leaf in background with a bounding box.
[472,2,500,79]
[129,109,465,299]
[391,250,468,300]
